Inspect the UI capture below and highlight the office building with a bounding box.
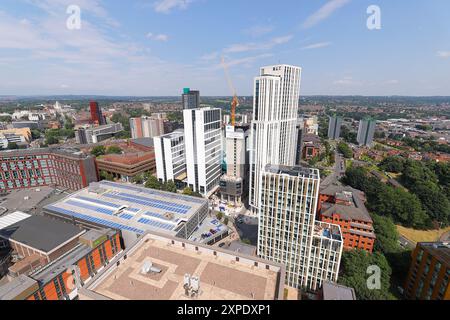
[184,107,222,197]
[328,116,343,140]
[75,123,123,144]
[154,129,187,185]
[0,148,98,191]
[182,88,200,109]
[258,165,343,291]
[319,184,376,253]
[80,231,285,300]
[219,125,249,207]
[89,101,106,125]
[130,116,165,139]
[404,242,449,300]
[357,119,376,147]
[249,65,302,214]
[44,181,213,247]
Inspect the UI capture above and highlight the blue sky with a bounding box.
[0,0,449,96]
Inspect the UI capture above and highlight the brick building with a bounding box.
[318,184,376,253]
[0,147,98,191]
[404,242,449,300]
[0,228,122,300]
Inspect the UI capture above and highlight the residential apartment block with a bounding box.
[258,165,343,291]
[404,242,449,300]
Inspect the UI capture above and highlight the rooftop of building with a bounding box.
[418,242,450,265]
[321,281,356,300]
[264,164,320,179]
[0,211,31,230]
[0,147,92,160]
[188,217,228,244]
[83,232,284,300]
[0,187,62,215]
[320,184,373,224]
[44,181,208,237]
[130,137,154,148]
[313,222,342,242]
[157,129,184,140]
[29,229,117,285]
[0,274,37,300]
[0,215,85,254]
[96,152,154,166]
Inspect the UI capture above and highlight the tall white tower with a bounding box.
[249,65,302,214]
[184,107,222,197]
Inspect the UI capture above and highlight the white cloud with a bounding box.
[437,51,450,58]
[224,35,293,53]
[153,0,193,14]
[385,79,399,85]
[333,76,361,86]
[302,0,351,29]
[146,32,169,42]
[301,42,332,50]
[200,51,219,61]
[243,25,274,37]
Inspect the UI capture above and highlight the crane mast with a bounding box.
[221,56,239,126]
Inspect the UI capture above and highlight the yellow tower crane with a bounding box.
[221,56,239,127]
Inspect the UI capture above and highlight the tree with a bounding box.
[338,250,394,300]
[224,217,229,226]
[337,142,353,159]
[45,136,59,145]
[91,146,106,157]
[99,170,114,181]
[379,156,405,173]
[216,212,223,221]
[31,129,42,140]
[131,173,144,184]
[163,180,177,193]
[145,176,163,190]
[372,214,401,254]
[182,187,194,196]
[7,142,19,150]
[106,146,122,154]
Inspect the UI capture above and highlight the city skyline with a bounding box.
[1,0,449,97]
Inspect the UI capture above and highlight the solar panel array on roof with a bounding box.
[66,200,115,215]
[99,181,206,204]
[46,205,144,234]
[75,196,122,209]
[137,218,174,231]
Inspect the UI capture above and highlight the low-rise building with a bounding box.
[96,151,156,182]
[81,231,285,300]
[43,181,212,247]
[319,184,376,253]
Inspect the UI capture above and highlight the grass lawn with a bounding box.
[396,225,450,243]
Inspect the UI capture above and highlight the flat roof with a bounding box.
[84,232,284,300]
[44,181,208,237]
[0,215,85,253]
[30,229,117,285]
[0,211,31,230]
[264,164,320,179]
[0,275,37,300]
[0,187,57,214]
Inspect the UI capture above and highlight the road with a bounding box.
[321,151,346,187]
[399,235,416,249]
